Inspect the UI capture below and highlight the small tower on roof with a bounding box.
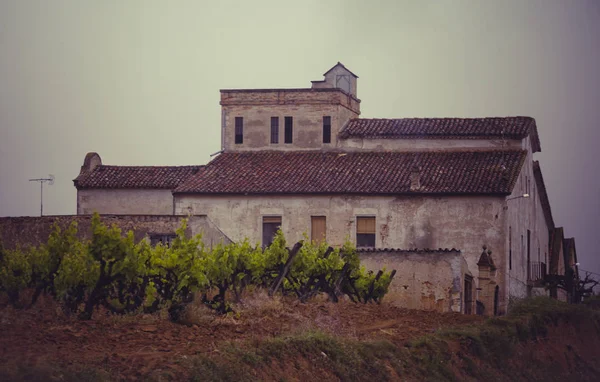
[311,62,358,98]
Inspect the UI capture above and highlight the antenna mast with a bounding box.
[29,175,54,216]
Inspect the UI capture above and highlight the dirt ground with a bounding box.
[0,293,484,381]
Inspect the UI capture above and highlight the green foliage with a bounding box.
[0,246,32,307]
[0,214,395,320]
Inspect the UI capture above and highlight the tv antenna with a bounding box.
[29,174,54,216]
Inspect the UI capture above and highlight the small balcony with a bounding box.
[528,261,547,286]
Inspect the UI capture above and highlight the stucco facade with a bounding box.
[77,189,174,215]
[358,249,470,313]
[504,137,552,302]
[174,193,510,312]
[220,89,359,152]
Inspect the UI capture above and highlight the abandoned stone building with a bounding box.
[9,62,577,315]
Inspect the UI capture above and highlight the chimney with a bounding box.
[410,166,421,191]
[80,152,102,174]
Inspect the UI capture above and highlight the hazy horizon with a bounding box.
[1,0,599,278]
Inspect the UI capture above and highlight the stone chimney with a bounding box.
[410,166,421,191]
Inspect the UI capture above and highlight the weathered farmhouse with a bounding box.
[67,62,573,315]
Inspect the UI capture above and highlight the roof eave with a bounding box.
[172,191,511,197]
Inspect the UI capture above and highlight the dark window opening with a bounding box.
[271,117,279,144]
[323,116,331,144]
[527,230,531,280]
[509,226,512,270]
[235,117,243,144]
[356,216,376,248]
[464,275,473,315]
[284,116,293,144]
[262,216,282,248]
[494,285,500,316]
[150,234,177,248]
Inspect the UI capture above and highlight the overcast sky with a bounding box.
[0,0,599,277]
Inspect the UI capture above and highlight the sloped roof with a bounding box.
[74,165,203,190]
[174,150,526,195]
[323,62,359,78]
[533,161,555,230]
[339,117,541,152]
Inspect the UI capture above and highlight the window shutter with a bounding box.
[356,217,376,234]
[311,216,326,243]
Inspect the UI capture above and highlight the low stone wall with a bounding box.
[0,214,231,250]
[358,248,470,313]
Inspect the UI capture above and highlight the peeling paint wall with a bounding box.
[359,250,469,313]
[175,193,506,307]
[77,189,174,215]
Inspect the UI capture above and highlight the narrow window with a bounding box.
[270,117,279,144]
[527,230,531,280]
[464,275,473,315]
[509,226,512,270]
[356,216,376,248]
[323,116,331,144]
[284,116,293,144]
[235,117,243,144]
[262,216,282,248]
[311,216,326,244]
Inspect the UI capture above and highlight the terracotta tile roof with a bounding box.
[174,150,526,195]
[73,165,203,190]
[339,117,541,152]
[533,161,555,230]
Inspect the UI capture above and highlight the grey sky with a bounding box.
[1,0,599,276]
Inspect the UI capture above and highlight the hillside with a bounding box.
[0,295,599,381]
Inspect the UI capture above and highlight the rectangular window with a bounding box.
[464,275,473,315]
[270,117,279,144]
[262,216,282,248]
[150,233,177,248]
[235,117,243,144]
[509,226,512,270]
[311,216,326,244]
[356,216,376,248]
[284,116,293,144]
[323,116,331,144]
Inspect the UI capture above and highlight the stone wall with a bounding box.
[358,248,469,313]
[77,189,174,215]
[0,214,231,250]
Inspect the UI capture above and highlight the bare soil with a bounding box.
[0,293,483,381]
